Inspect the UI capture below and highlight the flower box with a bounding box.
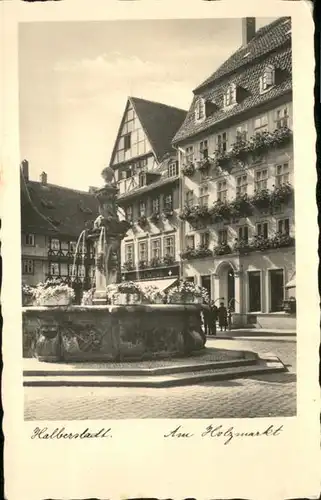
[137,215,148,228]
[33,280,75,307]
[39,292,72,307]
[182,163,195,177]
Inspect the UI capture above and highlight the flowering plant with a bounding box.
[162,207,174,218]
[167,280,209,303]
[22,284,35,297]
[33,278,75,305]
[229,194,253,218]
[117,280,141,294]
[142,285,165,304]
[233,238,251,253]
[270,183,293,206]
[150,257,162,268]
[213,243,232,256]
[138,260,148,269]
[180,245,212,260]
[250,189,271,209]
[137,215,148,227]
[81,288,95,305]
[122,260,134,271]
[196,158,211,171]
[181,163,195,177]
[150,211,161,223]
[210,200,233,221]
[163,254,175,265]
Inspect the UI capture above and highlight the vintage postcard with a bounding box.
[1,0,319,499]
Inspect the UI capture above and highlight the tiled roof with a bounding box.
[194,17,291,91]
[21,174,100,238]
[129,97,187,161]
[173,45,292,144]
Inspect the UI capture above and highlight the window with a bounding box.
[200,232,210,248]
[50,238,60,251]
[164,193,173,210]
[217,180,228,202]
[217,132,228,153]
[125,243,134,263]
[186,190,194,207]
[139,201,146,217]
[236,175,248,196]
[24,233,35,246]
[151,238,161,258]
[260,65,275,92]
[168,162,178,177]
[68,264,77,277]
[139,173,146,187]
[60,241,69,255]
[199,140,208,159]
[199,185,209,207]
[256,222,268,239]
[195,98,205,121]
[275,163,289,186]
[139,241,148,261]
[49,262,60,275]
[125,206,133,221]
[238,226,249,242]
[164,235,175,256]
[185,146,194,163]
[186,235,195,249]
[248,271,261,312]
[60,263,68,276]
[224,84,236,107]
[277,218,290,235]
[69,241,77,254]
[275,107,289,129]
[218,229,228,245]
[236,124,248,142]
[124,133,131,151]
[78,265,86,278]
[269,269,284,312]
[254,169,268,192]
[22,259,34,274]
[152,197,160,213]
[254,115,268,133]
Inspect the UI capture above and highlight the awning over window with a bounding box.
[138,278,178,293]
[285,277,296,289]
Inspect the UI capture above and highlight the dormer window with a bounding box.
[195,98,205,122]
[223,84,237,108]
[260,65,275,93]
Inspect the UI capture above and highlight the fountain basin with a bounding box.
[23,304,206,362]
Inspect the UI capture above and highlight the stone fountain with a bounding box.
[22,168,206,363]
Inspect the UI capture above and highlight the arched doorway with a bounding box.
[216,262,236,310]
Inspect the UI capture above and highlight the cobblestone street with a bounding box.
[24,339,296,420]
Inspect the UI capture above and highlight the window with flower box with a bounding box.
[217,132,228,153]
[152,197,160,213]
[238,226,249,242]
[256,222,268,238]
[168,162,178,177]
[254,114,268,133]
[125,243,134,263]
[236,124,248,142]
[260,65,275,93]
[275,107,289,129]
[125,205,133,222]
[139,240,148,261]
[277,218,290,235]
[217,180,228,202]
[236,175,248,196]
[224,84,236,108]
[139,201,146,217]
[186,190,194,207]
[22,259,34,274]
[200,232,210,248]
[49,262,60,275]
[186,235,195,249]
[195,98,205,121]
[164,235,175,256]
[199,140,208,159]
[254,169,268,192]
[164,193,173,211]
[199,184,209,207]
[275,163,289,186]
[218,229,228,245]
[151,238,161,258]
[24,233,35,246]
[185,146,194,163]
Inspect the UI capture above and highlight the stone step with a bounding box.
[23,356,286,388]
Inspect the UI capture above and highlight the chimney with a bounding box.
[21,159,29,181]
[242,18,256,46]
[40,171,47,185]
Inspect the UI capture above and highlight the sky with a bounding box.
[19,17,277,191]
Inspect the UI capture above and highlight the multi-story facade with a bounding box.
[110,97,186,290]
[20,160,99,302]
[173,17,295,329]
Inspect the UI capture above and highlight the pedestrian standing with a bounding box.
[217,302,228,332]
[202,303,211,336]
[209,302,218,336]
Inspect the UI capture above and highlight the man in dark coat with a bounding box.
[217,302,228,332]
[209,302,218,336]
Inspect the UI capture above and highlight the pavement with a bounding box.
[24,338,296,420]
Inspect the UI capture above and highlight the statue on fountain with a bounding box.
[88,166,131,304]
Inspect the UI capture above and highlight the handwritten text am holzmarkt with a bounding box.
[164,424,284,445]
